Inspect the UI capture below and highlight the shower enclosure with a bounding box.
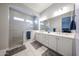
[9,8,33,49]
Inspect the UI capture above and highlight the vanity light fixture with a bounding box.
[63,7,68,11]
[53,7,68,17]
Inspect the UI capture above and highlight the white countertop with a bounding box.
[34,31,75,39]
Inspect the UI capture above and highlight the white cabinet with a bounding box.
[57,36,72,56]
[38,33,42,43]
[35,33,39,41]
[35,33,42,43]
[57,36,63,55]
[62,37,72,56]
[41,34,46,42]
[35,32,74,56]
[43,34,49,47]
[49,35,56,51]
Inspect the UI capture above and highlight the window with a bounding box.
[14,17,24,21]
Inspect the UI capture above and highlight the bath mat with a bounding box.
[31,41,43,49]
[5,45,26,56]
[42,49,62,56]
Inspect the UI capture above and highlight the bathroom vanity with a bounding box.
[35,31,75,56]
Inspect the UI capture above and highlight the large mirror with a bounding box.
[40,3,75,33]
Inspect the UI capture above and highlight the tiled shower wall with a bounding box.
[9,8,33,49]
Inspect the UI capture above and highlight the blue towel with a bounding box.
[70,20,76,30]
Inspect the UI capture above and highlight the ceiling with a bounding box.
[23,3,53,14]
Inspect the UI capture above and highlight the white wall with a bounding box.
[75,4,79,56]
[0,4,9,51]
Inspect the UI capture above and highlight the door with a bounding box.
[35,33,39,41]
[36,33,41,42]
[62,37,72,56]
[49,35,56,51]
[57,36,63,55]
[43,34,49,47]
[57,36,72,56]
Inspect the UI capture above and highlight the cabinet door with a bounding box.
[35,33,42,42]
[41,34,46,42]
[35,33,39,41]
[49,35,56,51]
[57,37,72,56]
[62,37,72,56]
[43,34,49,47]
[57,37,63,54]
[38,33,42,43]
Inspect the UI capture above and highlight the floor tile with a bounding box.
[12,39,61,56]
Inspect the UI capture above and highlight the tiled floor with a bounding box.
[13,39,48,56]
[10,39,62,56]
